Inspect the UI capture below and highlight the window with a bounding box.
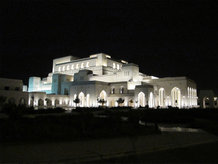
[111,88,115,94]
[71,64,74,70]
[81,63,84,69]
[64,88,69,95]
[117,64,120,70]
[120,87,124,94]
[113,63,116,69]
[58,67,61,72]
[76,64,79,69]
[62,66,65,71]
[67,65,70,70]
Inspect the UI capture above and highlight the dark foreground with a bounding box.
[1,106,218,163]
[89,141,218,164]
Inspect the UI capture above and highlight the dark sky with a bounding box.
[0,0,217,93]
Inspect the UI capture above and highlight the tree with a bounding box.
[97,98,107,107]
[73,96,80,107]
[117,98,125,107]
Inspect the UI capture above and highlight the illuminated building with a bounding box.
[27,53,198,108]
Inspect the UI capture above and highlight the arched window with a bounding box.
[159,88,165,107]
[66,65,70,70]
[110,100,116,107]
[111,88,115,94]
[138,92,145,107]
[171,87,181,107]
[99,90,107,100]
[76,64,79,69]
[55,99,59,107]
[71,64,74,70]
[58,67,61,72]
[113,63,116,69]
[148,92,154,108]
[38,99,44,107]
[62,66,65,71]
[203,97,210,108]
[46,98,52,107]
[81,63,84,69]
[120,87,124,94]
[79,92,85,107]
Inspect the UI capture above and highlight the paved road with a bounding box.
[0,131,218,163]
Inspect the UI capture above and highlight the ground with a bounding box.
[89,141,218,164]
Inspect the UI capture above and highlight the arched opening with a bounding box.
[203,97,210,108]
[171,87,181,107]
[98,90,107,106]
[111,87,115,94]
[46,98,52,107]
[55,99,59,107]
[30,99,34,107]
[148,92,154,108]
[110,100,116,107]
[138,92,145,107]
[86,94,90,107]
[19,98,26,105]
[120,87,124,94]
[79,92,85,107]
[38,99,44,107]
[99,90,107,100]
[159,88,165,107]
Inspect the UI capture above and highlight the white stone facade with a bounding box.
[26,53,198,108]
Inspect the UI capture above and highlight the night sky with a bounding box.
[1,0,217,93]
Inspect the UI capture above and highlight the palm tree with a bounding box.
[73,96,80,107]
[97,98,107,107]
[117,98,125,107]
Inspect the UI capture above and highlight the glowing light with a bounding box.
[121,60,128,64]
[81,63,84,69]
[106,55,111,58]
[90,54,97,58]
